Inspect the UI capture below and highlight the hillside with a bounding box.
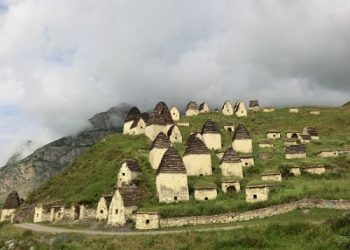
[26,106,350,217]
[0,104,130,205]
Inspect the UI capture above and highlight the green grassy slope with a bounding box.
[27,106,350,217]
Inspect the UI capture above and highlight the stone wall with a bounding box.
[159,199,350,228]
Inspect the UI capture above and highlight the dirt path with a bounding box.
[14,223,245,236]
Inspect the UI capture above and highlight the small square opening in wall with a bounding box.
[199,174,203,176]
[253,194,257,199]
[245,162,248,166]
[115,209,119,214]
[122,173,125,176]
[174,196,178,201]
[205,197,208,200]
[145,219,150,225]
[100,210,104,214]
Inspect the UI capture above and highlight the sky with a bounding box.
[0,0,349,166]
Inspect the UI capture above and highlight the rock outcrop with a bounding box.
[0,104,130,205]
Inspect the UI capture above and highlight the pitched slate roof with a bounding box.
[186,101,198,110]
[124,107,141,122]
[220,147,241,164]
[3,191,21,209]
[249,100,259,108]
[303,127,319,137]
[186,132,202,146]
[234,101,242,112]
[147,113,166,126]
[184,137,210,155]
[153,101,168,115]
[300,134,311,140]
[150,132,171,149]
[157,147,186,174]
[285,144,306,154]
[141,112,149,123]
[232,124,251,140]
[130,118,143,129]
[123,159,142,172]
[160,106,174,125]
[118,186,142,207]
[201,119,220,134]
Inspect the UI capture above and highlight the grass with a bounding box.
[26,106,350,218]
[0,209,349,249]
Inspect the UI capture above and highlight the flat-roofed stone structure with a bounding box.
[284,138,298,146]
[285,145,306,159]
[310,110,320,115]
[289,108,299,113]
[246,184,271,203]
[263,107,275,112]
[224,124,235,133]
[303,165,326,175]
[34,204,51,223]
[135,212,160,230]
[194,185,217,201]
[240,155,255,167]
[258,141,273,148]
[266,130,281,139]
[221,180,241,193]
[249,100,260,112]
[317,150,339,158]
[261,172,282,182]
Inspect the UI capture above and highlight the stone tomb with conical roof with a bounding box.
[249,100,260,111]
[117,159,142,187]
[96,194,113,221]
[0,191,21,222]
[220,147,243,178]
[183,137,212,176]
[107,186,142,226]
[201,119,222,150]
[199,102,210,113]
[167,125,182,143]
[149,132,171,170]
[232,124,253,153]
[186,101,199,116]
[156,148,189,203]
[123,107,143,135]
[234,100,248,117]
[222,100,234,115]
[170,106,180,121]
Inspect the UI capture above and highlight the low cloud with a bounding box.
[0,0,349,165]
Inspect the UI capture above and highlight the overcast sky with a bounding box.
[0,0,349,166]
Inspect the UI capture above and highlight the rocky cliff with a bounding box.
[0,104,130,205]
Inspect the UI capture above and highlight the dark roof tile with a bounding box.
[157,148,186,174]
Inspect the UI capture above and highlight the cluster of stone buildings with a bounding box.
[2,100,347,230]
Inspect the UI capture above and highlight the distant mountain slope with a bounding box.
[343,101,350,107]
[0,104,131,205]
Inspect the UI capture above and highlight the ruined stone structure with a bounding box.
[199,102,210,113]
[317,150,339,158]
[290,167,301,176]
[170,106,180,121]
[183,137,212,176]
[249,100,260,111]
[232,124,252,153]
[117,159,142,187]
[300,134,311,144]
[149,132,171,170]
[201,119,221,150]
[96,195,113,221]
[261,172,282,182]
[221,180,241,193]
[234,101,248,117]
[220,147,243,178]
[258,141,273,148]
[286,131,300,139]
[289,108,299,113]
[194,186,217,201]
[303,165,326,175]
[156,148,189,203]
[266,130,281,139]
[303,127,319,140]
[0,191,21,222]
[135,212,160,230]
[222,101,234,115]
[34,204,51,223]
[310,110,320,115]
[246,184,270,203]
[167,125,182,143]
[263,107,275,112]
[284,138,298,146]
[107,186,141,226]
[285,145,306,159]
[186,101,199,116]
